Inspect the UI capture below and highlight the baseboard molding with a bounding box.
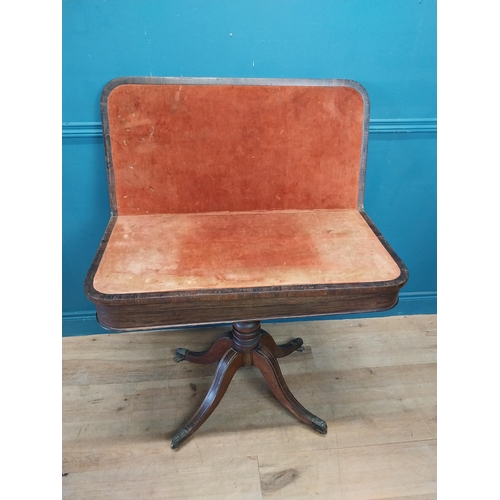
[62,311,109,337]
[62,291,437,337]
[395,291,437,314]
[62,118,437,139]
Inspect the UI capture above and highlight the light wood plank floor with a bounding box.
[63,314,436,499]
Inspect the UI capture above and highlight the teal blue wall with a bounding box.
[62,0,437,336]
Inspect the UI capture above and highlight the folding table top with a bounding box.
[102,78,367,215]
[93,209,401,294]
[86,78,407,330]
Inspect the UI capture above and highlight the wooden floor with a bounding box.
[62,314,436,499]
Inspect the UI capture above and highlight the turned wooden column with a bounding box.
[232,321,261,366]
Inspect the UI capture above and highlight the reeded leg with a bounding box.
[260,330,304,358]
[174,331,233,364]
[171,348,243,449]
[253,344,327,434]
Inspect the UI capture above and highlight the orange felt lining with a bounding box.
[93,210,401,295]
[106,84,364,215]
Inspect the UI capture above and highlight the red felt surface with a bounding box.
[106,84,364,215]
[93,210,401,294]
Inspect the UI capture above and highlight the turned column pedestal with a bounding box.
[171,321,327,449]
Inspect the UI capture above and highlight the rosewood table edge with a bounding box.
[93,294,401,333]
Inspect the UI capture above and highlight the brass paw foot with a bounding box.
[171,428,189,449]
[174,348,187,363]
[293,337,305,352]
[311,416,328,434]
